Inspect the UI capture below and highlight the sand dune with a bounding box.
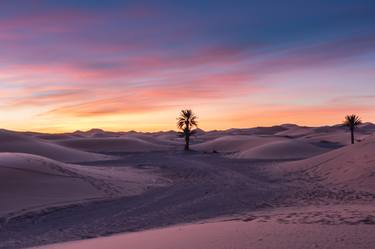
[234,140,329,160]
[0,153,167,217]
[0,130,110,163]
[298,129,371,147]
[223,126,288,136]
[275,125,314,137]
[56,136,169,153]
[282,135,375,192]
[274,123,375,145]
[192,135,287,153]
[193,135,329,160]
[72,129,122,138]
[33,134,76,140]
[0,153,106,216]
[125,133,181,146]
[286,124,373,146]
[359,122,375,133]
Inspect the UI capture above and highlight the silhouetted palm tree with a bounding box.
[344,114,362,144]
[177,109,198,151]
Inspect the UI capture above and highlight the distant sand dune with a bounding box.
[275,126,314,137]
[0,130,110,163]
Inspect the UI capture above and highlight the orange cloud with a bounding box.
[38,70,259,118]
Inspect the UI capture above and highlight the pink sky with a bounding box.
[0,1,374,132]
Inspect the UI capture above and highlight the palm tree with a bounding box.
[343,114,362,144]
[177,109,198,151]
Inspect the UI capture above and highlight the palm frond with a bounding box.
[177,109,198,129]
[344,114,362,128]
[190,118,198,127]
[177,119,185,129]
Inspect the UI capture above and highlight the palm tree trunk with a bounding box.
[184,121,190,151]
[184,134,190,151]
[351,127,354,144]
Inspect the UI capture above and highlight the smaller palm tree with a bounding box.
[177,109,198,151]
[343,114,362,144]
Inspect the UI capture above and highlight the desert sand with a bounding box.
[33,206,375,249]
[0,124,374,249]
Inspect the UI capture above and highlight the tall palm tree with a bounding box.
[343,114,362,144]
[177,109,198,151]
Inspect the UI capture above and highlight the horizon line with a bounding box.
[2,121,373,135]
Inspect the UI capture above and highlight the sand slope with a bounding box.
[0,153,104,216]
[0,130,110,163]
[234,140,329,160]
[282,135,375,192]
[0,153,167,217]
[34,211,375,249]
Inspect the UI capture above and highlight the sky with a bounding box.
[0,0,375,132]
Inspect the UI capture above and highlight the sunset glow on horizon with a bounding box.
[1,1,375,132]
